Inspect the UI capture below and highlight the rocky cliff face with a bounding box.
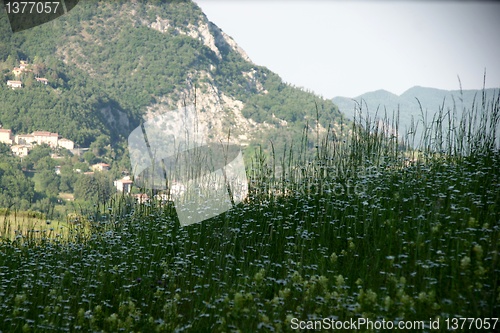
[2,0,340,152]
[140,5,279,145]
[149,15,252,63]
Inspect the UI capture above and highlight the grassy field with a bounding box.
[0,92,499,332]
[0,211,72,242]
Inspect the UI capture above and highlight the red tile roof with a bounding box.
[32,131,58,137]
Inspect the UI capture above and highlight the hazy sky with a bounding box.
[195,1,500,99]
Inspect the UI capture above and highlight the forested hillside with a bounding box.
[0,0,342,154]
[0,0,344,216]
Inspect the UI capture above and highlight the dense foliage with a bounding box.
[0,0,340,151]
[0,97,498,331]
[0,144,35,209]
[0,0,344,216]
[0,139,124,218]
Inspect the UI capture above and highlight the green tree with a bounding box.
[74,161,89,173]
[0,142,10,156]
[59,164,77,193]
[5,54,16,69]
[22,144,52,170]
[34,169,60,198]
[90,134,110,157]
[73,173,114,203]
[32,55,47,77]
[83,151,98,165]
[0,161,35,206]
[34,155,57,171]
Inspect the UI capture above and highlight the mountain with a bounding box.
[0,0,342,163]
[333,86,500,146]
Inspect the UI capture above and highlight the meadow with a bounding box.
[0,91,499,332]
[0,210,73,242]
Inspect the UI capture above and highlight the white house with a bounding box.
[0,129,13,145]
[58,138,74,150]
[11,145,30,157]
[92,163,110,172]
[15,134,35,145]
[133,193,149,204]
[7,80,22,89]
[32,131,59,147]
[169,181,186,197]
[114,177,133,193]
[12,68,22,77]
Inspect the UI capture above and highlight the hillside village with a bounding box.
[0,59,180,209]
[0,125,139,199]
[0,128,74,156]
[5,60,49,89]
[0,2,342,214]
[0,125,186,208]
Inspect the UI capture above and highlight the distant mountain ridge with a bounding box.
[334,85,500,118]
[333,86,500,146]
